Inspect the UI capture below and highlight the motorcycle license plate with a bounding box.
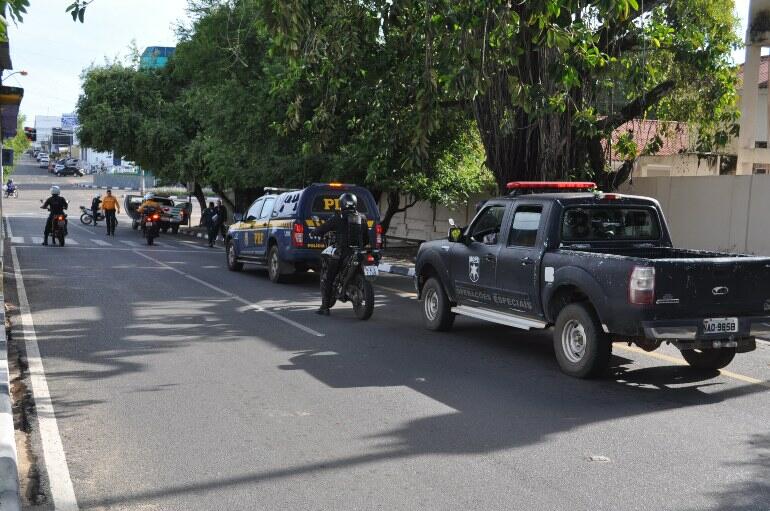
[703,318,739,335]
[145,221,153,226]
[364,266,378,278]
[56,221,66,227]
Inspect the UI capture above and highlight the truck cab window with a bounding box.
[469,205,506,245]
[509,206,542,247]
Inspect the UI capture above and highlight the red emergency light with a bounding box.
[506,181,597,191]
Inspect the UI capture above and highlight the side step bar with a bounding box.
[452,305,547,331]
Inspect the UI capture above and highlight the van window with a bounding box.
[311,191,368,214]
[246,199,264,221]
[260,197,276,219]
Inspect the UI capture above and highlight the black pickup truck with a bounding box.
[415,182,770,378]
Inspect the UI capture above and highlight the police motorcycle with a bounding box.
[141,206,162,245]
[79,206,105,225]
[39,199,68,246]
[318,225,382,320]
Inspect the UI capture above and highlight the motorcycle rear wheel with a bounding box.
[349,274,374,320]
[58,232,65,246]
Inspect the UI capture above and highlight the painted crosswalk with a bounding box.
[91,239,112,247]
[7,235,214,250]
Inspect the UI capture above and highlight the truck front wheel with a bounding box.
[422,278,455,331]
[681,348,735,370]
[553,303,611,378]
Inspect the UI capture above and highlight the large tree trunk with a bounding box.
[192,181,206,213]
[380,190,418,235]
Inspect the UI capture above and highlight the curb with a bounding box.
[178,227,223,246]
[0,294,21,511]
[77,184,140,191]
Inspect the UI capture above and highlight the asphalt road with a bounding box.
[4,158,770,510]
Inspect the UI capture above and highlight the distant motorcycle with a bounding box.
[141,208,162,245]
[321,242,381,320]
[4,186,18,198]
[79,206,105,225]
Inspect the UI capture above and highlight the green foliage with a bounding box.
[0,0,29,41]
[2,114,29,174]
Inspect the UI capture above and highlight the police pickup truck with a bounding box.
[415,181,770,378]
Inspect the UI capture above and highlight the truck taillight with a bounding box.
[375,224,383,249]
[292,222,304,247]
[629,266,655,305]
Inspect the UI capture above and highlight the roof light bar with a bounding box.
[506,181,597,190]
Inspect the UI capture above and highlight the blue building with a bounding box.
[139,47,175,70]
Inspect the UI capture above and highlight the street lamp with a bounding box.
[2,70,28,80]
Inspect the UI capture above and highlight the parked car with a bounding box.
[414,181,770,378]
[124,195,186,233]
[54,166,84,177]
[38,156,49,168]
[225,183,383,283]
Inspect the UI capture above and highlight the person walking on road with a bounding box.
[91,194,102,226]
[202,201,217,247]
[101,189,120,236]
[211,199,228,246]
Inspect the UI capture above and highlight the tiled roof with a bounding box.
[608,119,691,159]
[737,55,770,89]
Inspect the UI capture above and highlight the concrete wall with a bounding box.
[93,174,156,190]
[633,153,720,178]
[620,175,770,255]
[380,194,490,241]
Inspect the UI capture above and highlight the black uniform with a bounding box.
[311,211,370,311]
[41,195,68,243]
[91,197,102,225]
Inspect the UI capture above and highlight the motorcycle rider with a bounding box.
[90,194,102,226]
[40,185,68,246]
[5,178,15,196]
[310,192,369,316]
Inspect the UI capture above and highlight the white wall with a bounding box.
[634,154,720,177]
[381,194,490,241]
[620,175,770,255]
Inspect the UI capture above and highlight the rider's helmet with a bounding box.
[339,193,357,212]
[50,185,60,196]
[7,179,13,184]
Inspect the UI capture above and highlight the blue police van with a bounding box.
[225,183,382,282]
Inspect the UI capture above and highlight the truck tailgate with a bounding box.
[655,257,770,317]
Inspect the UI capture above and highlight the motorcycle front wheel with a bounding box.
[80,213,93,225]
[349,274,374,320]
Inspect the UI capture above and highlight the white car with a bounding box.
[39,157,50,168]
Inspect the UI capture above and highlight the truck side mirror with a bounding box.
[233,212,244,222]
[449,226,463,243]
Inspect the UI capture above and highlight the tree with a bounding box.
[2,114,30,177]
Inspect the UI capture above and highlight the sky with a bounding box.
[1,0,757,127]
[6,0,188,123]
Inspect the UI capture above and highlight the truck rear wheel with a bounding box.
[553,303,611,378]
[422,278,454,331]
[681,348,735,370]
[267,245,286,283]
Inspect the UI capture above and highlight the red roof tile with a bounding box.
[608,119,691,159]
[737,55,770,89]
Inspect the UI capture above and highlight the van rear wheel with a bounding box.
[267,245,286,283]
[553,303,611,378]
[681,348,735,370]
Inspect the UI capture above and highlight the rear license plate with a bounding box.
[703,318,739,335]
[145,222,153,226]
[56,221,66,227]
[364,266,378,277]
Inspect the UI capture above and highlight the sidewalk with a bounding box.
[176,226,417,277]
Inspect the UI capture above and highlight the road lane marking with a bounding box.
[10,236,23,244]
[5,216,14,238]
[10,247,80,510]
[378,285,770,388]
[120,240,140,247]
[90,239,112,247]
[133,251,325,337]
[66,238,79,245]
[615,345,770,387]
[31,236,43,244]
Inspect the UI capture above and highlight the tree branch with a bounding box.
[597,80,676,133]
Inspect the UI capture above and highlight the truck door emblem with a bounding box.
[712,286,729,296]
[469,256,480,283]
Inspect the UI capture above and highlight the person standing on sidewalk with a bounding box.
[101,189,120,236]
[202,201,217,247]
